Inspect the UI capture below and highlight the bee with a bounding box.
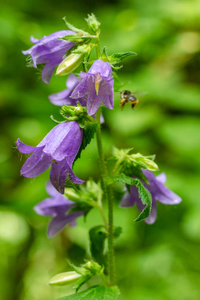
[120,90,138,110]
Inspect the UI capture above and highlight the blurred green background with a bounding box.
[1,0,200,299]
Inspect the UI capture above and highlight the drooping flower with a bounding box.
[34,181,84,237]
[70,59,114,116]
[120,169,182,224]
[17,121,83,194]
[22,31,76,84]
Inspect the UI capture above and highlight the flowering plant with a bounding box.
[18,14,181,299]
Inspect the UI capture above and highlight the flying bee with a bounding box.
[120,90,139,110]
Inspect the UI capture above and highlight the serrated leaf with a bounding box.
[58,285,120,300]
[75,122,98,161]
[62,34,91,43]
[127,165,149,184]
[113,226,122,239]
[63,17,88,35]
[105,174,152,221]
[108,51,136,65]
[89,226,107,270]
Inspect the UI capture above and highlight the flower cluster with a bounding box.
[18,17,181,241]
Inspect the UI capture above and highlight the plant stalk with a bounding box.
[96,108,115,286]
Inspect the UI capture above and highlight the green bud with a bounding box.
[130,153,158,171]
[85,13,100,34]
[49,271,81,286]
[84,260,102,274]
[64,188,80,202]
[56,53,84,76]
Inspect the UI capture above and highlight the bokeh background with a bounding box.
[1,0,200,299]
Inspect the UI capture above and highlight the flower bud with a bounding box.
[85,13,100,33]
[49,271,81,286]
[56,53,84,76]
[64,188,80,202]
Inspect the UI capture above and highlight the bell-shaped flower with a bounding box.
[49,74,104,123]
[17,121,83,194]
[22,31,75,84]
[34,181,84,237]
[70,59,114,116]
[120,169,182,224]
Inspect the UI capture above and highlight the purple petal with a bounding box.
[68,167,84,184]
[142,169,182,205]
[50,159,70,194]
[46,180,62,197]
[120,191,136,207]
[67,74,81,89]
[16,139,38,154]
[99,79,114,110]
[156,172,167,184]
[71,76,90,99]
[87,60,113,84]
[144,200,157,224]
[20,148,51,177]
[34,196,72,216]
[41,61,58,84]
[47,212,83,238]
[49,89,73,106]
[30,36,39,43]
[155,184,182,205]
[39,121,82,163]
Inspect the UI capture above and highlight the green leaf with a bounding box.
[105,174,152,221]
[58,285,120,300]
[108,51,136,65]
[113,226,122,239]
[89,226,107,270]
[75,122,98,161]
[63,17,88,35]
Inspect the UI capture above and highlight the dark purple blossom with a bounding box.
[22,31,75,84]
[34,181,84,237]
[17,121,83,194]
[70,60,114,116]
[120,169,182,224]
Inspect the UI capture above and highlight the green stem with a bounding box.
[96,109,115,286]
[96,36,101,58]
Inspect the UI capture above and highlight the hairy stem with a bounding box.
[96,108,115,286]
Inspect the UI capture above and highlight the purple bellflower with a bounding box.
[120,169,182,224]
[17,121,84,194]
[49,74,104,123]
[70,59,114,116]
[22,31,75,84]
[34,181,84,237]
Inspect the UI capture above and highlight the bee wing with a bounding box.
[132,91,148,97]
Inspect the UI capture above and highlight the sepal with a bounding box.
[65,180,103,208]
[69,260,104,292]
[110,147,158,183]
[63,17,89,36]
